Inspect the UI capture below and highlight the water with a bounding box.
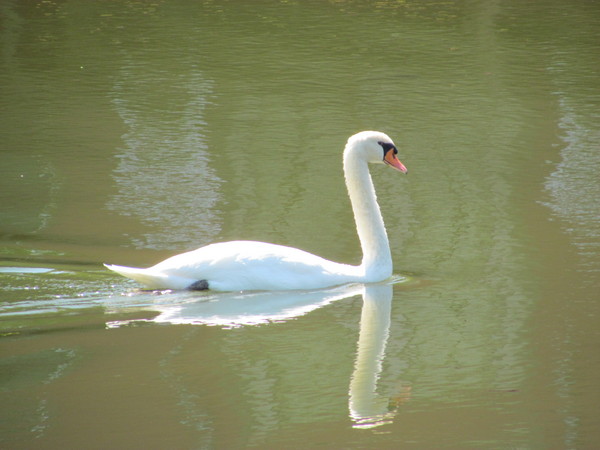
[1,0,599,448]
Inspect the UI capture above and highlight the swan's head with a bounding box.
[346,131,408,174]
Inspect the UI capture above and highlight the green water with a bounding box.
[1,1,599,448]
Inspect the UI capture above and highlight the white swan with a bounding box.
[104,131,407,291]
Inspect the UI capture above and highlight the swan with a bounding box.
[104,131,407,291]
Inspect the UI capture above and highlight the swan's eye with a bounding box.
[378,141,397,155]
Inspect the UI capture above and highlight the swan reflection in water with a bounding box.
[109,280,410,429]
[348,283,411,429]
[150,283,364,327]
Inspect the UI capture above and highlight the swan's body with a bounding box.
[105,131,407,291]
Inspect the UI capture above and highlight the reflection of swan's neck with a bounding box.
[349,284,394,428]
[344,146,392,279]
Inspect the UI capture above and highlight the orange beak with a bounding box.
[384,151,408,174]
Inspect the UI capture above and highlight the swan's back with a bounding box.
[107,241,360,291]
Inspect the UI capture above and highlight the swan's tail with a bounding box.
[104,263,190,290]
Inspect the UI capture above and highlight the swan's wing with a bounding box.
[150,240,359,291]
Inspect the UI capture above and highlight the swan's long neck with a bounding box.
[343,144,392,280]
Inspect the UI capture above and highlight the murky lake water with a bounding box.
[1,1,599,448]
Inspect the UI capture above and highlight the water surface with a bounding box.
[1,1,599,448]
